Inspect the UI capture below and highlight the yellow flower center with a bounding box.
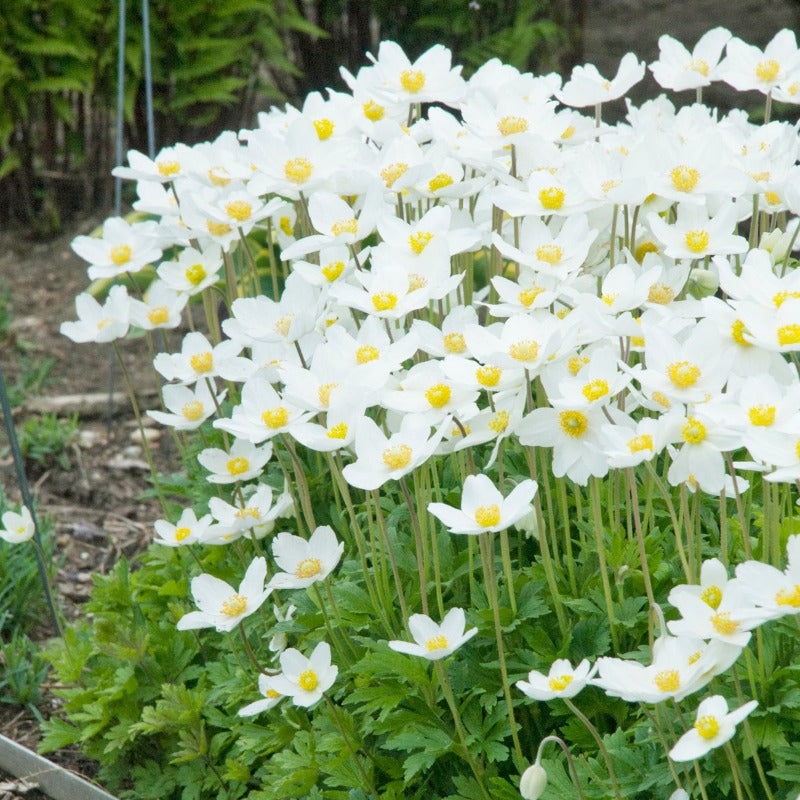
[190,352,214,374]
[775,585,800,607]
[298,668,318,691]
[356,344,380,364]
[765,191,782,206]
[497,116,529,136]
[409,231,434,254]
[284,157,314,184]
[648,283,675,304]
[689,58,709,76]
[711,611,740,635]
[157,159,180,177]
[488,410,510,433]
[670,164,700,192]
[182,401,204,421]
[225,200,252,222]
[317,383,338,407]
[654,669,680,692]
[407,273,427,292]
[548,674,574,692]
[265,689,281,699]
[559,410,588,438]
[777,324,800,346]
[321,260,345,282]
[382,444,412,470]
[476,365,502,387]
[429,173,454,192]
[262,407,289,429]
[425,383,451,408]
[362,100,385,121]
[110,244,132,265]
[274,314,294,337]
[372,292,398,312]
[294,557,322,579]
[651,391,671,408]
[701,584,723,609]
[539,187,565,210]
[226,457,250,476]
[773,290,800,308]
[748,404,776,426]
[174,526,191,542]
[684,229,710,253]
[474,504,501,527]
[582,379,609,402]
[313,118,335,140]
[561,125,576,139]
[443,332,466,353]
[688,651,702,664]
[331,218,358,237]
[731,319,751,347]
[400,69,426,93]
[667,361,701,388]
[147,306,170,325]
[518,286,545,307]
[635,240,659,262]
[508,340,539,362]
[535,244,563,265]
[185,263,206,285]
[568,356,590,375]
[327,422,349,439]
[695,715,720,740]
[207,220,232,236]
[221,593,247,616]
[426,634,448,652]
[627,434,653,454]
[681,417,707,444]
[234,507,260,519]
[381,162,409,188]
[208,166,230,186]
[279,216,294,236]
[756,59,780,82]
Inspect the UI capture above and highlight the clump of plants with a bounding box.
[30,27,800,800]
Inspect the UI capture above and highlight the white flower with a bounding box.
[153,331,254,385]
[428,474,537,535]
[516,658,596,701]
[238,673,285,716]
[60,285,130,344]
[197,439,273,484]
[0,506,35,544]
[557,52,645,107]
[147,381,225,431]
[669,695,757,762]
[71,217,163,280]
[735,534,800,619]
[388,607,477,661]
[270,641,338,707]
[268,526,344,590]
[176,557,271,633]
[153,508,212,547]
[649,28,732,91]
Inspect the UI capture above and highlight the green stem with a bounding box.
[589,477,619,651]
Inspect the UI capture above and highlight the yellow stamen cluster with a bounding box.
[381,162,408,188]
[382,444,412,470]
[568,356,590,375]
[535,243,563,264]
[443,332,466,353]
[648,283,675,304]
[508,340,539,362]
[207,220,232,236]
[635,240,659,262]
[110,244,132,265]
[539,187,565,210]
[225,200,252,222]
[400,69,426,93]
[157,160,180,176]
[497,116,529,136]
[694,715,720,740]
[174,527,191,542]
[701,585,723,609]
[298,668,318,691]
[356,344,380,364]
[331,218,358,236]
[226,457,250,476]
[321,260,345,282]
[409,231,434,254]
[425,383,451,408]
[294,557,322,579]
[488,410,510,434]
[548,674,574,692]
[208,166,230,186]
[627,434,653,454]
[582,379,609,402]
[689,58,709,76]
[667,361,701,388]
[262,407,289,429]
[372,292,398,312]
[279,216,294,236]
[684,229,710,253]
[670,164,700,192]
[185,263,206,285]
[182,401,204,421]
[518,286,545,307]
[426,634,448,652]
[775,585,800,607]
[147,306,170,326]
[318,383,338,407]
[284,157,314,184]
[711,611,740,635]
[682,417,707,444]
[773,290,800,308]
[476,366,502,387]
[362,100,385,121]
[327,423,349,440]
[654,669,680,692]
[190,352,214,374]
[474,504,501,528]
[748,404,776,426]
[756,59,780,82]
[313,118,334,139]
[731,319,751,346]
[221,593,247,616]
[559,410,588,438]
[429,173,454,192]
[777,324,800,346]
[274,314,294,337]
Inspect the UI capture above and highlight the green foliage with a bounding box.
[18,412,78,470]
[0,630,49,709]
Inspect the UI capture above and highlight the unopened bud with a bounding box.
[687,267,719,298]
[520,763,547,800]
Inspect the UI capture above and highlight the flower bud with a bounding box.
[519,763,547,800]
[687,266,719,298]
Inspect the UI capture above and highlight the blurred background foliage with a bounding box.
[0,0,585,233]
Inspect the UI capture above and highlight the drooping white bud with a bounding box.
[519,763,547,800]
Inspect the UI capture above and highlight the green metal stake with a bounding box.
[0,367,63,637]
